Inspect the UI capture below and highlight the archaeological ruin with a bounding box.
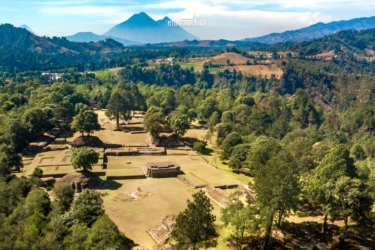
[143,161,180,178]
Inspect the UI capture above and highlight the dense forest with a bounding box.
[0,25,375,249]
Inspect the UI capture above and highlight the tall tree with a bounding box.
[198,97,217,121]
[143,106,165,138]
[221,132,242,159]
[327,176,374,244]
[106,91,131,129]
[22,107,52,136]
[3,118,30,152]
[221,191,259,250]
[53,100,74,141]
[308,145,358,233]
[251,145,300,250]
[169,111,190,137]
[0,144,23,172]
[71,147,99,171]
[228,144,251,170]
[172,191,219,250]
[207,111,220,133]
[71,110,100,137]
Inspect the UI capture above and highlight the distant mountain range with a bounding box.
[244,16,375,44]
[66,12,199,45]
[66,32,140,46]
[104,12,199,44]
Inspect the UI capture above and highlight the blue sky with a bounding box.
[1,0,374,40]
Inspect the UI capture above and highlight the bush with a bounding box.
[193,141,206,153]
[31,167,43,178]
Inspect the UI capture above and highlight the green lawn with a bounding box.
[178,63,203,71]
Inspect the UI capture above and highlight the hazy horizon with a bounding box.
[1,0,375,40]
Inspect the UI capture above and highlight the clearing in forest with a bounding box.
[198,52,252,65]
[225,64,283,79]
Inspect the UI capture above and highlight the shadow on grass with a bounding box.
[183,136,200,146]
[182,137,214,156]
[342,222,375,249]
[121,126,145,132]
[50,139,68,145]
[190,124,207,129]
[201,148,214,156]
[122,236,138,249]
[105,180,123,190]
[58,131,75,139]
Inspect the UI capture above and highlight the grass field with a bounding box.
[102,178,232,250]
[178,62,220,73]
[107,156,134,169]
[189,53,284,77]
[166,149,189,155]
[178,62,203,71]
[102,179,195,249]
[306,51,335,60]
[105,168,144,177]
[199,53,252,66]
[225,64,283,79]
[91,129,149,147]
[106,155,240,186]
[108,67,124,75]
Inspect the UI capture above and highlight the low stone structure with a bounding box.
[148,215,176,244]
[239,168,251,176]
[143,162,180,178]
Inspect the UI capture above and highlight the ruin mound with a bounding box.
[55,171,105,193]
[72,136,104,148]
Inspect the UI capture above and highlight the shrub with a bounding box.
[193,141,206,153]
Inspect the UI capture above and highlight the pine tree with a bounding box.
[172,191,219,250]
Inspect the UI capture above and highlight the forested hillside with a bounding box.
[284,28,375,57]
[0,24,127,72]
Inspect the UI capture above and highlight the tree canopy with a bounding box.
[71,147,99,171]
